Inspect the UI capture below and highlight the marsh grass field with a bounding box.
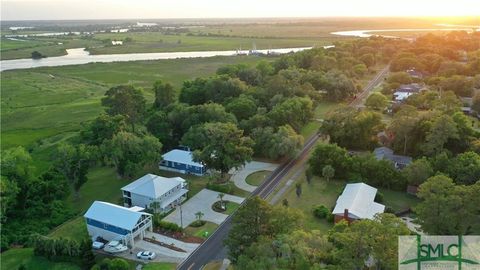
[3,17,477,60]
[1,55,265,170]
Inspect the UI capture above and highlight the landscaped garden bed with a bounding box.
[211,200,241,215]
[143,237,186,253]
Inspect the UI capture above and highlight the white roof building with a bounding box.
[160,149,206,175]
[121,174,188,212]
[332,183,385,220]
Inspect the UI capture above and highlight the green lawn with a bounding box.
[184,221,219,239]
[1,56,268,171]
[278,175,419,233]
[48,216,88,241]
[0,248,81,270]
[224,201,241,215]
[142,263,177,270]
[245,170,270,186]
[300,101,340,139]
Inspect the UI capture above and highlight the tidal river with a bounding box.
[0,47,317,72]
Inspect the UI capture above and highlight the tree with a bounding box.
[446,151,480,185]
[181,122,253,179]
[305,168,313,184]
[360,53,375,67]
[225,196,302,263]
[251,125,303,160]
[389,105,419,155]
[195,211,204,221]
[225,95,258,121]
[320,106,384,150]
[365,92,388,111]
[323,70,356,101]
[269,97,313,131]
[433,90,462,114]
[295,183,302,198]
[218,193,225,209]
[422,114,459,156]
[308,143,351,179]
[146,111,175,149]
[0,146,34,212]
[101,85,146,132]
[322,165,335,182]
[108,258,130,270]
[31,51,44,59]
[53,143,96,198]
[353,63,368,77]
[80,114,126,145]
[102,132,162,178]
[415,175,480,235]
[472,92,480,113]
[0,176,19,220]
[402,158,433,186]
[330,214,410,269]
[225,196,273,262]
[153,80,176,108]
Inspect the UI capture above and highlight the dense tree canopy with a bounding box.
[181,122,254,178]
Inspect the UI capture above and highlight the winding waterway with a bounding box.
[0,47,314,72]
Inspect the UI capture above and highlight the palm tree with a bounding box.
[195,211,204,221]
[150,201,161,213]
[218,193,225,209]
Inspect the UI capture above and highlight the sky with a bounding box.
[1,0,479,21]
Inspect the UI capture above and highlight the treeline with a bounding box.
[0,36,401,250]
[226,196,411,270]
[29,234,95,268]
[308,142,480,190]
[0,148,74,250]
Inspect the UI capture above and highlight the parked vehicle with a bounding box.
[103,241,128,253]
[137,251,156,260]
[92,241,105,249]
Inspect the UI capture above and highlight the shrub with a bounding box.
[385,206,395,213]
[313,205,330,219]
[326,212,335,223]
[206,182,233,194]
[375,192,384,203]
[189,220,206,227]
[155,221,183,232]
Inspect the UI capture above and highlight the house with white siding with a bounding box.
[121,174,188,213]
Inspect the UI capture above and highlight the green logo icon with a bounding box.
[399,235,480,270]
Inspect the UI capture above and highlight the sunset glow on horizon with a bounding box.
[2,0,479,20]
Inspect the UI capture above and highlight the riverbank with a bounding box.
[0,46,313,71]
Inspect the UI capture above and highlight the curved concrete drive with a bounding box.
[231,161,279,192]
[164,189,245,228]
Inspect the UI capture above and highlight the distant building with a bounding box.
[406,68,423,79]
[393,83,424,102]
[159,149,206,176]
[332,183,385,223]
[84,201,152,247]
[121,173,188,213]
[374,147,412,169]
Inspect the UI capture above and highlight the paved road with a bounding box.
[350,65,390,107]
[177,66,390,270]
[177,135,319,270]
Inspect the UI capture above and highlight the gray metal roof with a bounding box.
[121,174,186,199]
[332,183,385,220]
[162,149,204,167]
[84,201,151,230]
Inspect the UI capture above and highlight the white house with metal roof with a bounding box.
[159,149,206,176]
[84,201,152,247]
[121,173,188,213]
[332,183,385,223]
